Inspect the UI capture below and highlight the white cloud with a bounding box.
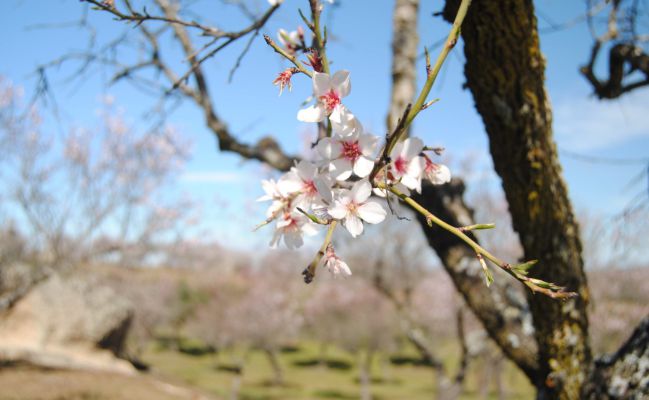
[180,171,242,183]
[554,90,649,151]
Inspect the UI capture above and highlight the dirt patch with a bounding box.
[0,366,214,400]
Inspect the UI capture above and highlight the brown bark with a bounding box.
[584,314,649,399]
[387,0,419,133]
[387,0,538,384]
[442,1,591,398]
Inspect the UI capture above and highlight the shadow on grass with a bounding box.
[353,377,402,385]
[389,355,431,367]
[214,364,242,374]
[279,344,301,353]
[292,358,352,370]
[313,389,358,399]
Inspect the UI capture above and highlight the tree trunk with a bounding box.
[442,1,591,398]
[359,350,373,400]
[583,314,649,399]
[264,348,284,386]
[388,0,538,384]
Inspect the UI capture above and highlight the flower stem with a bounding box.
[302,220,337,283]
[386,0,472,156]
[263,34,313,78]
[310,0,330,74]
[382,183,575,299]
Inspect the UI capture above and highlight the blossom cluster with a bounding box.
[259,29,450,279]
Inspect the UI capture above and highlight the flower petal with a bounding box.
[328,201,348,219]
[330,106,358,136]
[426,164,451,185]
[297,104,326,122]
[277,172,303,195]
[402,137,424,159]
[314,176,333,204]
[344,214,363,237]
[390,140,404,160]
[351,180,372,203]
[296,160,317,180]
[400,173,421,192]
[313,72,331,97]
[358,133,378,155]
[330,158,353,181]
[331,70,351,98]
[284,230,304,249]
[357,201,387,224]
[353,156,374,178]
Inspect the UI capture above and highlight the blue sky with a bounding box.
[1,0,648,250]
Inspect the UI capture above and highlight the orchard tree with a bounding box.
[0,79,193,310]
[32,0,649,399]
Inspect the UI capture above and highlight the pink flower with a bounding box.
[329,105,362,137]
[423,156,451,185]
[319,245,351,276]
[273,69,294,96]
[297,71,351,123]
[316,130,377,181]
[277,27,303,54]
[270,212,318,249]
[258,179,290,218]
[277,160,333,209]
[328,180,386,237]
[389,137,425,192]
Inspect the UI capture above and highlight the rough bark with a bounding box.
[387,0,419,133]
[584,314,649,399]
[442,1,591,398]
[388,0,538,383]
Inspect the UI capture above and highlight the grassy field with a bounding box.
[142,340,534,400]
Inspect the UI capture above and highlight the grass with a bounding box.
[142,340,535,399]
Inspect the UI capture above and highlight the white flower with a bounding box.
[277,160,333,209]
[328,180,386,237]
[329,105,362,137]
[258,179,289,218]
[297,70,351,123]
[277,28,303,54]
[319,245,351,276]
[268,0,283,6]
[423,156,451,185]
[316,131,377,181]
[270,212,318,249]
[389,137,425,192]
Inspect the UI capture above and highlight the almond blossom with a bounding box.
[258,178,290,218]
[423,155,451,185]
[273,69,294,95]
[316,131,377,181]
[329,105,362,137]
[270,211,318,249]
[297,70,351,123]
[277,160,333,209]
[319,244,351,276]
[328,180,386,237]
[277,28,303,55]
[389,137,425,192]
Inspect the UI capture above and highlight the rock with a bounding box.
[0,272,137,374]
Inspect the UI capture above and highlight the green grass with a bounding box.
[143,340,534,399]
